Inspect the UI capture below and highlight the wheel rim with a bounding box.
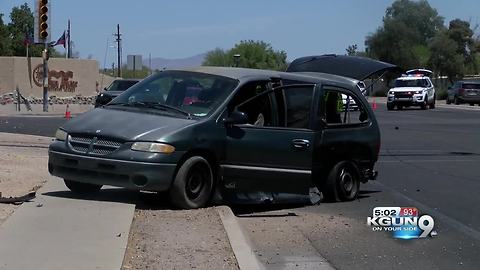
[185,163,209,200]
[339,168,354,195]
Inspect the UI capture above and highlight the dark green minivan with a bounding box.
[49,56,395,209]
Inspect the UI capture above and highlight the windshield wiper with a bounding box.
[145,102,192,118]
[106,102,128,106]
[109,101,192,119]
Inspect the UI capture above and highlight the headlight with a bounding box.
[388,91,394,96]
[414,91,423,94]
[131,142,175,154]
[55,129,68,141]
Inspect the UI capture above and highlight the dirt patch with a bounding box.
[122,207,239,270]
[0,145,52,224]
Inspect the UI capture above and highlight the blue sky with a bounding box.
[1,0,479,66]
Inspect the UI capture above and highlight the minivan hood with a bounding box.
[286,54,398,81]
[61,108,196,141]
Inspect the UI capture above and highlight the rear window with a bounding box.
[394,79,430,88]
[107,80,139,91]
[462,83,480,89]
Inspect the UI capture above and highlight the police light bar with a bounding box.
[405,69,433,77]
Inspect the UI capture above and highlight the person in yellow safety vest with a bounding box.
[324,91,343,123]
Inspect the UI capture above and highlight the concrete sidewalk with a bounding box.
[0,132,135,270]
[0,179,135,270]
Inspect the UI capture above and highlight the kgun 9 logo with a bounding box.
[367,207,436,239]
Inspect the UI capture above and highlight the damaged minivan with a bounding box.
[48,55,396,209]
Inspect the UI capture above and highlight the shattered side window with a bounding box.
[321,88,369,125]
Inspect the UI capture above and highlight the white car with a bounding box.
[387,69,435,110]
[342,81,367,110]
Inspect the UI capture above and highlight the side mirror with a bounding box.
[223,111,248,126]
[104,87,108,91]
[359,111,368,122]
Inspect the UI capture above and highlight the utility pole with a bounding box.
[67,19,71,59]
[42,44,49,112]
[114,24,122,77]
[149,53,152,75]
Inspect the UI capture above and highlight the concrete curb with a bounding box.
[216,206,265,270]
[0,112,83,117]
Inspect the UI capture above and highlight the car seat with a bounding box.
[166,81,187,107]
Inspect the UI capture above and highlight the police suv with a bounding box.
[387,69,435,110]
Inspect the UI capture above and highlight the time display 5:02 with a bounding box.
[373,207,401,217]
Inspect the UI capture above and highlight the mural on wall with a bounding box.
[33,64,79,92]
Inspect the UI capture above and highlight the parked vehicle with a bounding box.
[387,69,436,110]
[94,79,140,107]
[49,57,395,209]
[446,80,480,106]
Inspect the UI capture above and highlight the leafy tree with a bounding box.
[345,44,368,57]
[385,0,444,44]
[7,3,41,56]
[447,19,478,73]
[427,19,479,80]
[203,40,288,71]
[346,44,358,56]
[0,13,12,55]
[428,31,464,82]
[365,0,444,69]
[203,48,230,67]
[0,3,59,57]
[121,65,151,79]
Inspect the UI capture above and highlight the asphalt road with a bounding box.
[0,116,67,137]
[1,104,480,269]
[237,104,480,270]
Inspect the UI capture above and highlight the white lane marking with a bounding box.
[436,104,480,111]
[372,181,480,242]
[378,159,480,163]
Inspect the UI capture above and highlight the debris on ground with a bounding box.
[0,191,36,205]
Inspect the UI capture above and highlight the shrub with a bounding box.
[436,89,448,100]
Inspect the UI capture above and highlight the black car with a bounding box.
[94,79,140,107]
[446,80,480,105]
[49,57,395,209]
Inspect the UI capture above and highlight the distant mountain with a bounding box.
[143,53,206,70]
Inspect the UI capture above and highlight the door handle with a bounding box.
[292,139,310,149]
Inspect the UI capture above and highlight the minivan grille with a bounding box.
[69,134,123,155]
